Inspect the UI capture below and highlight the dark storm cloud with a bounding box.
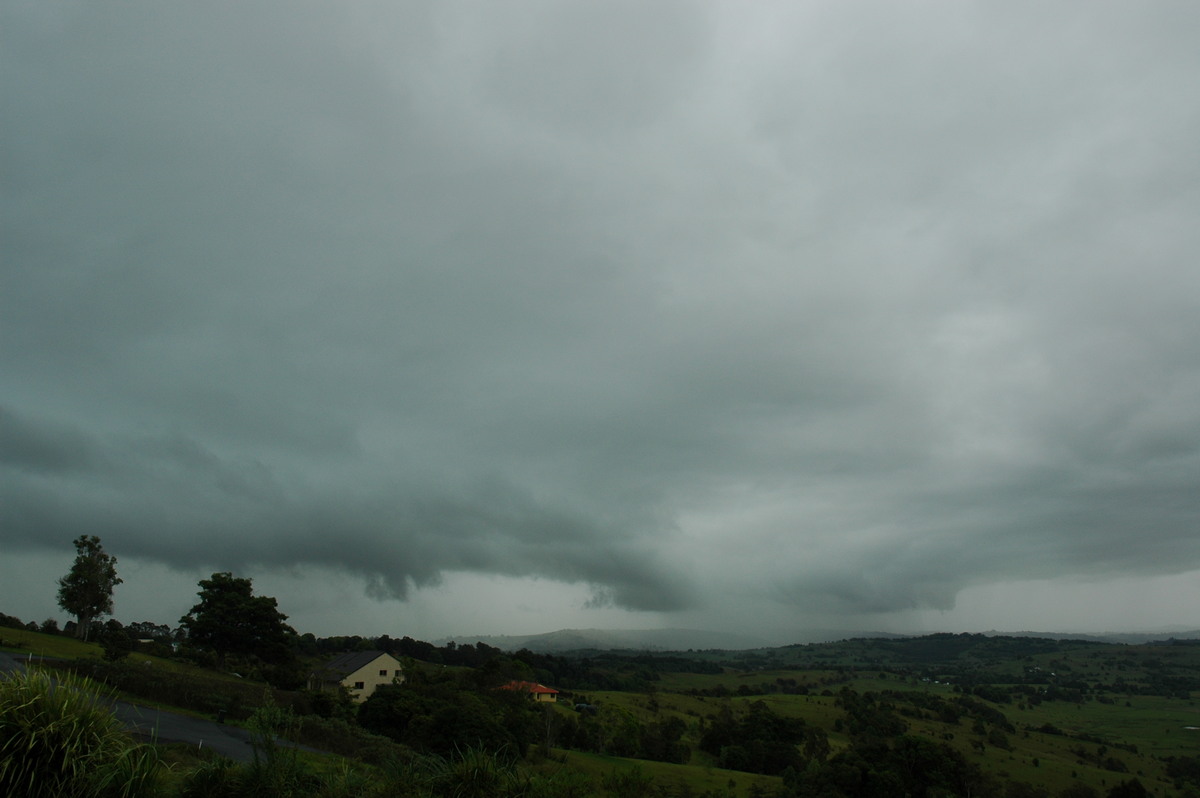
[3,1,1199,628]
[0,406,690,611]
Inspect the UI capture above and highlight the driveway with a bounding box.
[1,650,309,763]
[110,702,260,762]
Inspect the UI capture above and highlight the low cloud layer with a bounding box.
[3,2,1199,636]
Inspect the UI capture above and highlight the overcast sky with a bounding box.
[3,2,1199,643]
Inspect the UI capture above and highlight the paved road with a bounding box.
[0,649,28,674]
[110,702,259,762]
[1,650,302,763]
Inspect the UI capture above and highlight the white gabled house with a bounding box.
[308,650,405,702]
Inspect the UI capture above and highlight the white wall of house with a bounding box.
[342,653,405,702]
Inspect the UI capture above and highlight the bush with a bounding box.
[178,757,245,798]
[98,625,134,662]
[290,715,410,764]
[54,658,309,722]
[0,668,161,797]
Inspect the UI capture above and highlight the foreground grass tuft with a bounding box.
[0,667,161,797]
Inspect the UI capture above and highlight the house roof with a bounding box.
[313,650,395,680]
[499,680,558,695]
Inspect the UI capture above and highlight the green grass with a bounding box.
[655,667,846,694]
[8,626,1198,795]
[627,666,1194,795]
[0,667,163,797]
[0,627,106,659]
[553,748,779,797]
[1020,693,1199,757]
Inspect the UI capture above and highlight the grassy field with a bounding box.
[551,748,779,797]
[588,639,1198,795]
[0,626,105,659]
[6,624,1199,795]
[542,673,1191,793]
[654,665,1195,794]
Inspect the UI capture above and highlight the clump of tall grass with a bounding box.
[380,745,598,798]
[176,756,244,798]
[291,714,410,764]
[0,667,161,797]
[178,695,324,798]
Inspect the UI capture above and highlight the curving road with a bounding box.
[1,650,308,763]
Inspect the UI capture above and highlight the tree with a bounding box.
[96,619,133,662]
[56,535,122,641]
[178,572,295,669]
[1106,779,1149,798]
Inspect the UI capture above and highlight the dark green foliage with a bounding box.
[837,688,908,739]
[178,700,331,798]
[177,757,244,798]
[987,727,1012,750]
[787,736,991,798]
[375,745,599,798]
[1168,754,1200,787]
[1005,782,1051,798]
[56,534,122,641]
[1059,785,1101,798]
[637,715,689,763]
[300,686,355,720]
[97,619,134,661]
[699,700,812,775]
[179,572,296,671]
[1105,778,1149,798]
[289,715,407,764]
[358,678,535,758]
[599,766,657,798]
[52,658,303,722]
[0,668,160,797]
[126,620,176,654]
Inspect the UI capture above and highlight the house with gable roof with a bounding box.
[499,679,559,703]
[308,650,404,702]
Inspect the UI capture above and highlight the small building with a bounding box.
[308,650,404,703]
[499,680,559,703]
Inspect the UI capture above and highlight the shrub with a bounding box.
[54,658,308,722]
[98,625,134,662]
[0,668,161,797]
[290,715,409,764]
[178,758,245,798]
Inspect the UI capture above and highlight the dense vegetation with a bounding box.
[4,611,1199,797]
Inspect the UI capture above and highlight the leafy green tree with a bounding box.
[1105,779,1149,798]
[56,535,122,641]
[1059,784,1100,798]
[359,679,528,758]
[638,716,688,763]
[700,700,808,775]
[178,572,295,669]
[96,619,133,662]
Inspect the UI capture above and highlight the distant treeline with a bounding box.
[299,632,722,691]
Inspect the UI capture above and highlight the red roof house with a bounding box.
[499,680,559,702]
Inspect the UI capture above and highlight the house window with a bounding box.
[379,669,388,676]
[394,670,402,677]
[353,681,364,690]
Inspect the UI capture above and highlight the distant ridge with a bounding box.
[437,628,776,652]
[435,627,1200,653]
[980,629,1200,645]
[436,627,901,652]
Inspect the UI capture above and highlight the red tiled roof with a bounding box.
[499,680,558,694]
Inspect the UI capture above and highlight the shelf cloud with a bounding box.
[3,1,1199,638]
